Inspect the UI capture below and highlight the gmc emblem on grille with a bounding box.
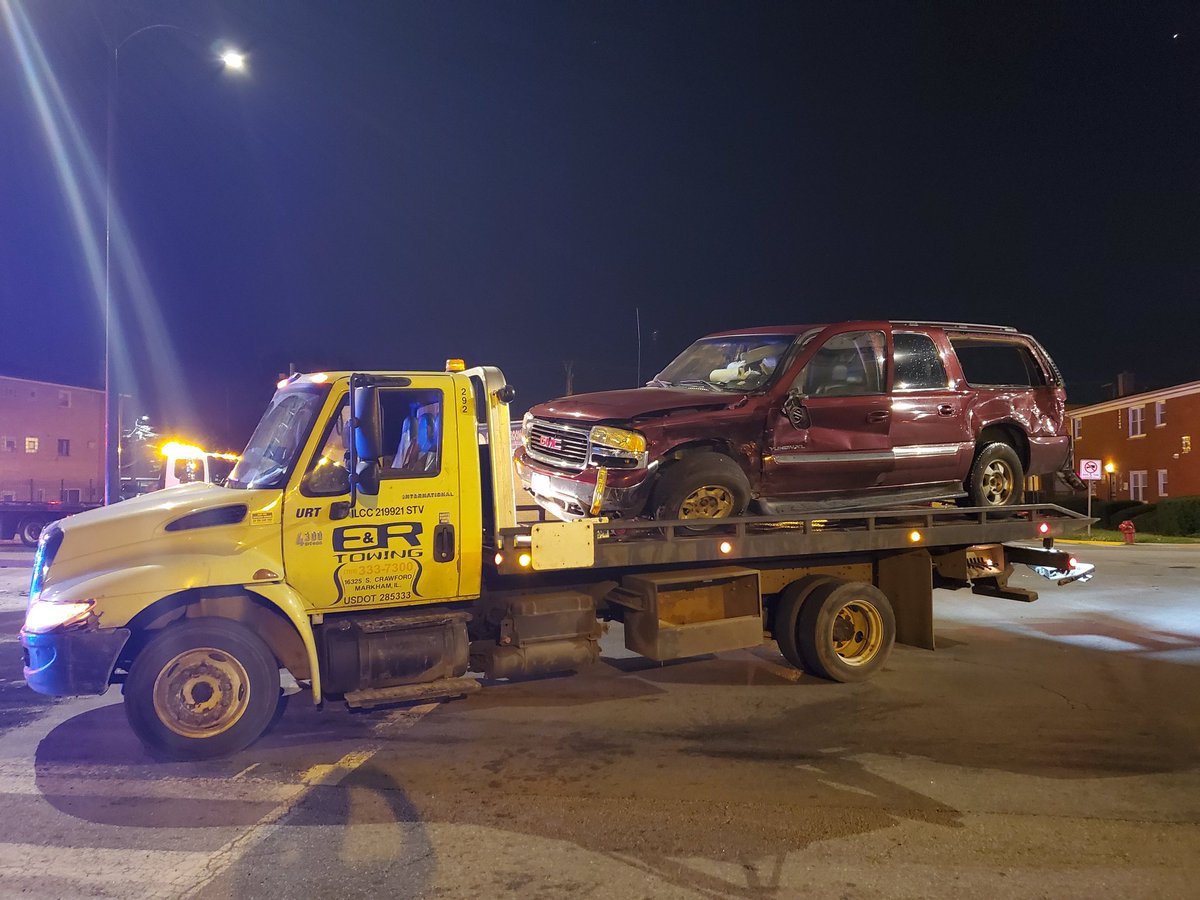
[537,435,561,449]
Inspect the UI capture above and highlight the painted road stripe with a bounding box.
[177,702,439,898]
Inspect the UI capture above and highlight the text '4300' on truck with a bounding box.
[21,364,1093,759]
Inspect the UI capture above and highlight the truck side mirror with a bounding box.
[352,385,384,461]
[354,463,380,495]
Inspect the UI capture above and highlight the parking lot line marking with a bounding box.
[177,702,438,898]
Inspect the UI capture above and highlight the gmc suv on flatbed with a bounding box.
[516,320,1070,521]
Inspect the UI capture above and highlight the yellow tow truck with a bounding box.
[20,365,1094,759]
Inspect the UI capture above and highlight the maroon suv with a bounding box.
[515,321,1070,521]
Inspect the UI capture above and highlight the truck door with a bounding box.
[763,328,893,497]
[283,379,464,612]
[883,331,972,486]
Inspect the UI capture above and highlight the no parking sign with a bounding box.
[1079,459,1104,481]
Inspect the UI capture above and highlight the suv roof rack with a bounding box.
[890,320,1019,333]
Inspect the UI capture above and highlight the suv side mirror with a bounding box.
[783,391,811,430]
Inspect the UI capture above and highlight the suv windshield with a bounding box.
[653,334,795,392]
[226,387,328,490]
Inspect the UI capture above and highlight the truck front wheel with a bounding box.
[796,581,895,682]
[18,517,45,547]
[124,617,281,760]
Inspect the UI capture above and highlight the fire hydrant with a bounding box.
[1118,520,1136,544]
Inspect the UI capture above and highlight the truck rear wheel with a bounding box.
[124,617,281,760]
[18,517,45,547]
[771,575,838,671]
[797,581,895,682]
[651,453,750,523]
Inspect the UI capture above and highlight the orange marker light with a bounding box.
[445,358,466,372]
[494,553,503,566]
[518,552,532,568]
[276,378,289,389]
[719,540,732,554]
[909,530,922,543]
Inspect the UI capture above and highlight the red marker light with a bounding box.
[1038,522,1050,534]
[1068,557,1078,568]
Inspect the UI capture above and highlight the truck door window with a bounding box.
[893,332,950,390]
[795,330,886,396]
[300,399,351,496]
[381,389,444,478]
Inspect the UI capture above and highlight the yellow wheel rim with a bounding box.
[981,459,1015,505]
[678,485,735,518]
[152,647,250,739]
[831,600,885,666]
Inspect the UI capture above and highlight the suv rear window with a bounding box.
[950,338,1046,388]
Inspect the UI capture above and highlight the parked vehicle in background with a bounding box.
[0,498,99,546]
[516,321,1070,522]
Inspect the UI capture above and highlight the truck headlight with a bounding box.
[23,599,94,635]
[590,426,646,454]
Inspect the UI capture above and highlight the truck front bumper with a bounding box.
[21,626,130,697]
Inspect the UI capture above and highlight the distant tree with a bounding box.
[563,360,576,396]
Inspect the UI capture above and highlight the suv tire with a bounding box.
[651,453,751,521]
[966,442,1024,508]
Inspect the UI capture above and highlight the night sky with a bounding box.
[2,1,1197,449]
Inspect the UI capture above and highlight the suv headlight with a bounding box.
[590,425,647,454]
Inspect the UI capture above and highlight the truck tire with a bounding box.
[771,575,839,671]
[965,442,1024,508]
[124,617,281,760]
[18,517,45,547]
[651,453,751,522]
[796,581,895,682]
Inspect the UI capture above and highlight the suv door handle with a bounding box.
[937,404,954,416]
[866,410,890,423]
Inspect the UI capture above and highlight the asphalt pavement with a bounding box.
[0,542,1197,898]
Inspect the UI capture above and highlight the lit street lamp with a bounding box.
[104,26,246,504]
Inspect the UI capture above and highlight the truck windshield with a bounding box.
[226,387,327,490]
[653,334,796,392]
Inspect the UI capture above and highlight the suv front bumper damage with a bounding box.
[515,450,655,519]
[21,626,130,697]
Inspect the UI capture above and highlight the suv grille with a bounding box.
[526,419,590,471]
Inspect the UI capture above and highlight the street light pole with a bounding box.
[103,26,245,504]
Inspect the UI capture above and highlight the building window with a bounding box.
[58,390,71,408]
[64,488,81,503]
[1,436,14,452]
[1130,470,1148,502]
[1071,418,1082,440]
[1184,436,1192,453]
[0,491,14,501]
[25,437,39,454]
[57,439,70,457]
[1155,400,1166,427]
[1128,406,1144,438]
[1158,469,1168,497]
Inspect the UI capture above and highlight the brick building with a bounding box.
[1070,380,1199,502]
[0,375,104,503]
